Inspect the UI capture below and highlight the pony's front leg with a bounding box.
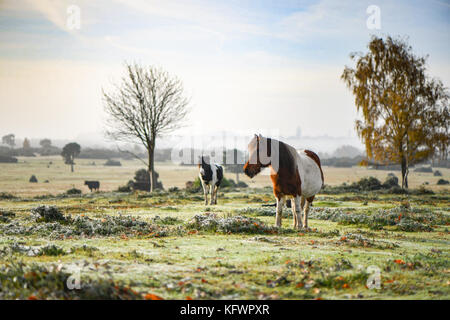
[275,197,285,228]
[202,183,209,205]
[209,184,215,205]
[213,185,219,205]
[292,196,302,229]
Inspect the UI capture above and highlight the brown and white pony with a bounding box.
[243,134,324,229]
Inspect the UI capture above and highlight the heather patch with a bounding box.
[337,233,399,249]
[0,210,15,223]
[0,260,144,300]
[234,207,279,217]
[0,208,169,238]
[186,213,281,234]
[310,206,448,231]
[69,215,168,237]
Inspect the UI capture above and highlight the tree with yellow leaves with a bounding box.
[342,36,449,189]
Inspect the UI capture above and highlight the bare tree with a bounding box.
[103,63,190,191]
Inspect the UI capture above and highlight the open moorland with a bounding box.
[0,156,449,300]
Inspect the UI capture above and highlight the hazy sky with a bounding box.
[1,0,449,144]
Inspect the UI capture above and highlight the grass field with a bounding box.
[1,156,449,196]
[0,157,449,300]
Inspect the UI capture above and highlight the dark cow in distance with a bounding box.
[84,180,100,192]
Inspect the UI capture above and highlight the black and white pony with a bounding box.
[198,156,223,205]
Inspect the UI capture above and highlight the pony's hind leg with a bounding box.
[292,196,302,229]
[275,197,285,228]
[303,196,314,229]
[292,198,297,229]
[300,196,306,228]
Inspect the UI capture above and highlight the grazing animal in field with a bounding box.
[243,134,324,229]
[198,156,223,205]
[84,180,100,192]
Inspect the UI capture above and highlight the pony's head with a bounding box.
[243,134,272,178]
[198,155,211,175]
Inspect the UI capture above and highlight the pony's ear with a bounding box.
[254,134,259,141]
[258,134,263,138]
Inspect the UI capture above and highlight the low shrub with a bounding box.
[116,185,132,192]
[66,188,82,195]
[29,175,38,183]
[104,159,122,166]
[433,170,442,177]
[31,205,68,223]
[0,192,16,200]
[236,181,249,188]
[37,244,66,256]
[414,166,433,173]
[437,179,449,185]
[0,155,18,163]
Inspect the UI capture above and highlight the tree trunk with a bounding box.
[71,163,74,173]
[401,155,408,189]
[236,171,239,183]
[148,144,156,192]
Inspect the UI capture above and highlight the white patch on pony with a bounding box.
[296,149,323,198]
[211,165,218,185]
